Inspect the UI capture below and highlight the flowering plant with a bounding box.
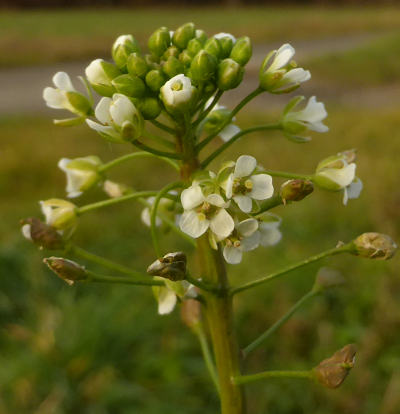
[24,24,397,413]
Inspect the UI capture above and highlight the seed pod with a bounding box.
[44,257,87,286]
[147,251,187,281]
[280,179,314,203]
[21,217,65,250]
[352,232,397,260]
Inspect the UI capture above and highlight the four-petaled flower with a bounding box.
[160,74,196,109]
[224,155,274,213]
[180,185,234,239]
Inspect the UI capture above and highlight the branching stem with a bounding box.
[234,370,313,385]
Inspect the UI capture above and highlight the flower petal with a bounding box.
[53,71,75,91]
[259,223,282,246]
[241,231,261,251]
[43,87,66,109]
[237,218,258,237]
[234,155,257,178]
[223,246,243,264]
[269,44,295,72]
[206,193,226,208]
[233,195,253,213]
[86,119,120,139]
[219,124,241,142]
[95,97,113,124]
[110,94,136,127]
[181,185,204,210]
[210,209,234,239]
[282,68,311,85]
[249,174,274,200]
[157,287,177,315]
[224,174,234,199]
[180,210,209,238]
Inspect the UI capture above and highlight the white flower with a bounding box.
[260,43,310,93]
[160,74,196,109]
[86,93,142,142]
[85,59,112,87]
[343,177,363,205]
[214,32,236,43]
[154,280,196,315]
[58,156,102,198]
[223,219,260,264]
[43,72,91,117]
[257,214,282,247]
[283,96,328,140]
[113,34,134,49]
[40,199,77,232]
[179,185,234,239]
[224,155,274,213]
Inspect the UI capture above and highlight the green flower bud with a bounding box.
[173,22,195,49]
[280,179,314,203]
[187,38,203,56]
[352,232,397,260]
[21,217,65,250]
[230,36,252,66]
[204,37,222,58]
[163,55,185,79]
[144,54,159,70]
[179,50,193,68]
[85,59,122,97]
[313,344,356,389]
[111,74,146,98]
[163,45,180,59]
[215,33,236,59]
[195,29,208,45]
[127,53,149,78]
[136,96,162,120]
[190,50,217,82]
[217,58,244,91]
[145,69,167,92]
[148,26,171,57]
[112,34,141,69]
[204,81,217,96]
[147,251,187,281]
[64,91,93,116]
[44,257,87,286]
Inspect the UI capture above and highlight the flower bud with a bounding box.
[195,29,208,45]
[313,267,346,292]
[163,45,180,60]
[21,217,65,250]
[173,22,195,49]
[352,232,397,260]
[126,53,149,78]
[147,251,187,281]
[58,155,102,198]
[148,26,171,57]
[217,58,244,91]
[280,179,314,203]
[136,96,162,120]
[160,74,196,112]
[44,257,87,286]
[204,37,222,58]
[230,36,252,66]
[190,50,218,82]
[111,74,146,98]
[40,199,77,233]
[144,54,159,70]
[85,59,121,97]
[186,38,203,57]
[215,33,236,59]
[313,344,357,389]
[103,180,131,198]
[162,55,185,79]
[145,69,167,92]
[179,50,193,68]
[181,299,201,329]
[112,34,140,69]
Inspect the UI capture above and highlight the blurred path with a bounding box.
[1,32,399,116]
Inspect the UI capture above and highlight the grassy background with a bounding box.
[1,6,400,414]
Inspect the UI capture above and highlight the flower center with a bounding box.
[225,230,243,248]
[171,81,183,91]
[197,202,218,219]
[232,178,253,195]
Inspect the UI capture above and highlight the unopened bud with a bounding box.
[179,50,193,68]
[103,180,131,198]
[136,96,162,120]
[313,267,346,292]
[215,33,235,59]
[190,50,217,82]
[195,29,208,45]
[173,22,195,49]
[111,74,146,98]
[230,36,252,66]
[148,27,171,57]
[313,344,357,389]
[21,217,65,250]
[280,179,314,203]
[85,59,121,97]
[181,299,201,329]
[163,55,185,79]
[186,38,203,57]
[145,69,167,92]
[44,257,87,285]
[112,34,140,69]
[217,58,244,91]
[147,251,187,281]
[352,232,397,260]
[127,53,149,79]
[163,45,180,60]
[204,37,222,58]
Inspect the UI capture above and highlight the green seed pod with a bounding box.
[179,50,193,68]
[163,45,180,60]
[217,58,244,91]
[163,56,185,79]
[112,34,141,70]
[127,53,149,78]
[190,50,217,82]
[148,26,171,57]
[111,74,146,98]
[230,36,252,66]
[187,38,203,57]
[195,29,208,45]
[145,69,167,92]
[204,37,222,58]
[173,22,195,49]
[137,96,162,120]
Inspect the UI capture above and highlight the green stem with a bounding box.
[193,323,220,393]
[150,119,176,135]
[86,270,164,287]
[131,139,182,159]
[262,170,313,180]
[193,90,224,128]
[234,370,313,385]
[231,243,353,296]
[253,194,283,215]
[77,191,175,215]
[186,274,220,294]
[150,181,183,257]
[196,87,264,152]
[69,244,145,277]
[99,151,179,173]
[143,130,175,150]
[243,290,318,357]
[201,123,281,168]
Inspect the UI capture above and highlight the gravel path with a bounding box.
[1,32,398,116]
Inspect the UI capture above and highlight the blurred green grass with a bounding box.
[1,104,399,413]
[1,6,400,67]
